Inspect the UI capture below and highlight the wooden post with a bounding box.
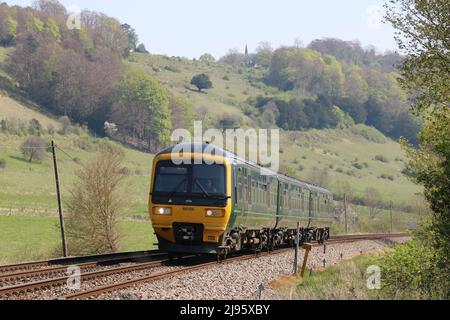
[51,141,68,257]
[300,243,313,278]
[293,222,300,274]
[344,194,348,234]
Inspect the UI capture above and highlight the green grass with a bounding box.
[274,252,394,300]
[0,215,156,264]
[280,129,422,205]
[0,130,153,217]
[129,53,270,124]
[330,203,419,235]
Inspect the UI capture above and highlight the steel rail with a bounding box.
[0,251,168,283]
[0,259,168,298]
[0,250,163,274]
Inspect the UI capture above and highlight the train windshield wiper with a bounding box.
[194,178,210,198]
[167,178,187,198]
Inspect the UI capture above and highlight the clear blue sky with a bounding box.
[6,0,398,59]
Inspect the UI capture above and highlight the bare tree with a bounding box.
[65,148,126,255]
[307,167,330,188]
[20,136,47,162]
[364,187,382,219]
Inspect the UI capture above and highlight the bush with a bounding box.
[0,159,5,169]
[352,162,364,170]
[117,167,130,175]
[222,75,230,81]
[164,65,180,73]
[58,116,71,135]
[381,237,447,299]
[47,124,55,135]
[20,136,47,162]
[375,155,389,163]
[28,119,43,136]
[191,73,213,92]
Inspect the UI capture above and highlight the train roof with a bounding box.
[157,143,332,195]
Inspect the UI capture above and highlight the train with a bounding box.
[148,143,333,257]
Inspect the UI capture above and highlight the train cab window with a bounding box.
[191,164,226,196]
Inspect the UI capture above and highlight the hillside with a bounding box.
[130,52,421,205]
[0,46,422,208]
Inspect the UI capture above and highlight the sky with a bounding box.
[5,0,398,59]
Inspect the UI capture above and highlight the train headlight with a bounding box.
[205,209,225,218]
[154,207,172,215]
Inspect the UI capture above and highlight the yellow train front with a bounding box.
[149,144,233,254]
[149,143,332,255]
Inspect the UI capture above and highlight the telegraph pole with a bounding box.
[51,141,68,257]
[390,201,393,234]
[344,194,348,234]
[293,222,300,274]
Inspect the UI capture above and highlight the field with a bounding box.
[0,215,157,264]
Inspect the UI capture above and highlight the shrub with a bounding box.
[375,155,389,163]
[58,116,71,135]
[164,65,180,73]
[20,136,47,162]
[47,124,55,135]
[381,237,447,299]
[28,119,43,136]
[352,162,364,170]
[222,75,230,81]
[191,73,213,92]
[0,159,5,169]
[118,167,130,175]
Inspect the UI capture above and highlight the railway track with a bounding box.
[0,250,164,274]
[0,233,408,300]
[65,232,409,300]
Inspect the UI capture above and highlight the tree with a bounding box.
[219,49,246,67]
[199,53,215,65]
[364,187,382,219]
[65,148,125,255]
[191,73,213,92]
[135,43,148,53]
[58,116,71,135]
[307,167,330,188]
[121,23,138,51]
[20,136,47,162]
[254,41,273,68]
[385,2,449,296]
[384,0,449,113]
[112,69,171,152]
